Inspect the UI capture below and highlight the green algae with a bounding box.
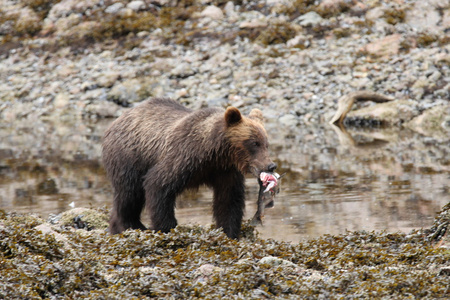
[1,208,450,299]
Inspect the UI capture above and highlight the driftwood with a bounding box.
[329,91,394,125]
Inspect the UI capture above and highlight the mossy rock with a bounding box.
[0,211,44,228]
[255,22,299,45]
[59,207,109,230]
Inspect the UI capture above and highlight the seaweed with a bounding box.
[1,209,449,298]
[255,22,298,46]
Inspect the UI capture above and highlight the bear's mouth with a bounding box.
[249,166,261,178]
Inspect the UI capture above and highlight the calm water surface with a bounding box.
[1,117,448,243]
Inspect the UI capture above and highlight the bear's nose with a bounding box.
[267,163,277,172]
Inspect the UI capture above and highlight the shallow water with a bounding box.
[0,117,448,243]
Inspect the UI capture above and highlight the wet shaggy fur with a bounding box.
[102,98,276,239]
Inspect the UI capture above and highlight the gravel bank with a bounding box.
[1,0,449,128]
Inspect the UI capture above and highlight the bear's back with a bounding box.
[103,98,226,169]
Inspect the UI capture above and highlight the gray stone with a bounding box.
[97,71,121,88]
[105,2,124,14]
[365,7,384,21]
[405,104,450,141]
[84,100,122,118]
[278,114,299,127]
[127,0,145,12]
[200,5,224,20]
[294,11,323,27]
[259,256,298,268]
[405,1,441,32]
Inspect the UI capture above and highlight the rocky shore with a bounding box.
[1,205,450,298]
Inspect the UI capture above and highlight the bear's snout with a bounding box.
[267,163,277,172]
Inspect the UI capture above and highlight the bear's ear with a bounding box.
[248,108,264,124]
[224,107,242,126]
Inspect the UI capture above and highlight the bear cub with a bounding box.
[102,98,276,239]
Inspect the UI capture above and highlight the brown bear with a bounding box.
[102,98,276,239]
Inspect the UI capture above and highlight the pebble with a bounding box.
[105,2,124,14]
[127,0,145,11]
[200,5,224,20]
[295,11,323,27]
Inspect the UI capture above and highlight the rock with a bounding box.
[405,104,450,141]
[259,256,298,268]
[108,78,155,105]
[364,34,402,57]
[54,93,71,109]
[365,7,384,21]
[52,13,82,35]
[286,34,310,48]
[348,100,419,125]
[127,0,145,12]
[151,0,177,6]
[240,11,267,24]
[84,100,122,118]
[59,207,109,230]
[294,11,323,27]
[405,1,441,32]
[170,63,197,79]
[411,77,430,89]
[200,5,224,20]
[14,7,41,35]
[239,20,268,29]
[34,224,72,248]
[105,2,124,14]
[224,1,238,20]
[443,9,450,30]
[278,114,299,127]
[193,264,224,283]
[46,0,95,22]
[62,21,101,40]
[207,97,228,108]
[97,71,121,88]
[318,0,349,11]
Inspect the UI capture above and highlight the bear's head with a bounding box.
[225,107,276,177]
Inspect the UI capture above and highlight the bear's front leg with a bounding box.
[212,171,246,239]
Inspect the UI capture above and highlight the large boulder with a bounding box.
[405,104,450,141]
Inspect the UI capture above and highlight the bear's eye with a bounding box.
[253,141,261,147]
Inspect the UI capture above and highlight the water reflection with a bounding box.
[0,117,448,243]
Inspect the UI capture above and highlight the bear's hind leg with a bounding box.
[212,171,246,239]
[109,181,147,234]
[145,190,178,233]
[144,172,178,233]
